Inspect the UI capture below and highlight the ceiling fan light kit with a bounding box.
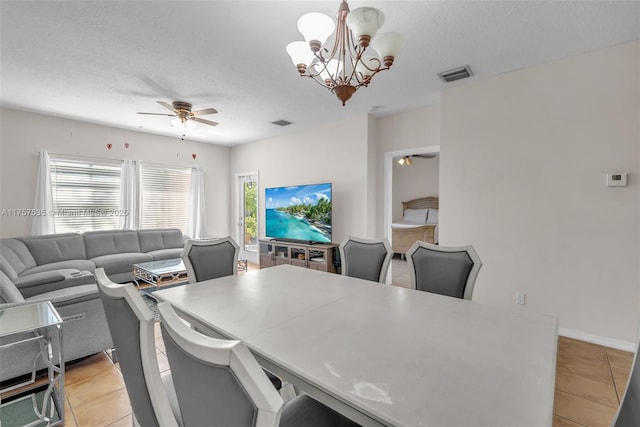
[137,100,219,130]
[286,0,404,106]
[397,156,412,166]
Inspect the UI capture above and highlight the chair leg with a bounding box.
[108,348,119,363]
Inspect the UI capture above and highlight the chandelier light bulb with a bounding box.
[346,7,385,47]
[297,12,335,52]
[371,32,405,67]
[286,41,315,72]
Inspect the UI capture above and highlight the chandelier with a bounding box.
[286,0,404,106]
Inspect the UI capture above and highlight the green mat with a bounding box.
[0,387,61,427]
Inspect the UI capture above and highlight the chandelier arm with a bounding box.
[360,56,383,72]
[303,74,334,90]
[345,34,363,86]
[315,48,329,64]
[314,58,340,87]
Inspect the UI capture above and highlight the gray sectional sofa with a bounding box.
[0,228,184,382]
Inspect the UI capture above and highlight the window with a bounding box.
[140,164,191,233]
[50,158,122,233]
[48,157,192,234]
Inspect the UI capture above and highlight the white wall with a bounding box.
[372,105,441,233]
[440,41,640,344]
[0,108,231,238]
[392,157,439,222]
[229,115,370,244]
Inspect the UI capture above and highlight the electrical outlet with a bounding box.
[516,292,526,305]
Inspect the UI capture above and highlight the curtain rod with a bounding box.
[38,151,198,171]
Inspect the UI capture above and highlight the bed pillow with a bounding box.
[403,208,428,224]
[427,208,439,224]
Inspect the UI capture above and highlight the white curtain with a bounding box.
[120,159,141,229]
[31,150,55,235]
[188,168,207,239]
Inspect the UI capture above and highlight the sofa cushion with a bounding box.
[84,230,141,259]
[138,228,184,253]
[0,270,25,303]
[148,248,184,261]
[17,233,87,266]
[91,252,153,276]
[0,238,37,278]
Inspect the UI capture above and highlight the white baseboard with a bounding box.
[559,328,636,352]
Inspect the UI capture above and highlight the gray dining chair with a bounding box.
[339,235,393,283]
[611,337,640,426]
[157,301,359,427]
[405,241,482,300]
[182,237,239,283]
[95,268,182,427]
[181,236,286,392]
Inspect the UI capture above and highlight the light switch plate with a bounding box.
[606,173,627,187]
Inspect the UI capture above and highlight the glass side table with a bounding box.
[133,258,189,288]
[0,301,65,426]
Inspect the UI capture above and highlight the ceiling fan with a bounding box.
[137,101,219,127]
[397,153,438,166]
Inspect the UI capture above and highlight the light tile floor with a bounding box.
[2,263,634,427]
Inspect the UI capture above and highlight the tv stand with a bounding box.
[259,239,337,273]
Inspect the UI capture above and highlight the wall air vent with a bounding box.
[271,120,293,127]
[438,66,473,83]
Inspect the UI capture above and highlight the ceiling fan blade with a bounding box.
[191,117,219,127]
[157,101,178,113]
[137,112,177,116]
[191,107,218,116]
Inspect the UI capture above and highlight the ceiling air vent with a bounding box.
[438,66,473,83]
[271,120,292,127]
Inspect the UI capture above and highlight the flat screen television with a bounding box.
[265,183,332,243]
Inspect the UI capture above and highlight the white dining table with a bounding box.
[153,264,558,427]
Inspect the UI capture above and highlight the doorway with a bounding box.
[384,145,440,286]
[236,172,258,264]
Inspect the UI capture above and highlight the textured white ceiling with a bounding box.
[1,1,638,146]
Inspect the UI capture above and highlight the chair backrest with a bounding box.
[157,301,283,427]
[182,237,240,283]
[612,337,640,426]
[95,268,178,427]
[406,241,482,300]
[339,236,393,283]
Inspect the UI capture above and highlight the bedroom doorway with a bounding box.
[236,172,259,264]
[384,145,440,287]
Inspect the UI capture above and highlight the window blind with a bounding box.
[140,164,191,234]
[50,159,122,233]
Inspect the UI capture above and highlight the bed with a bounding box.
[391,196,439,255]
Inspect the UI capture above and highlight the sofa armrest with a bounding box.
[25,284,100,307]
[0,285,99,311]
[13,270,66,288]
[15,271,95,298]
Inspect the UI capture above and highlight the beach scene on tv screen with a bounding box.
[265,183,332,243]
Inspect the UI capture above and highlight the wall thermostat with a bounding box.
[606,173,627,187]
